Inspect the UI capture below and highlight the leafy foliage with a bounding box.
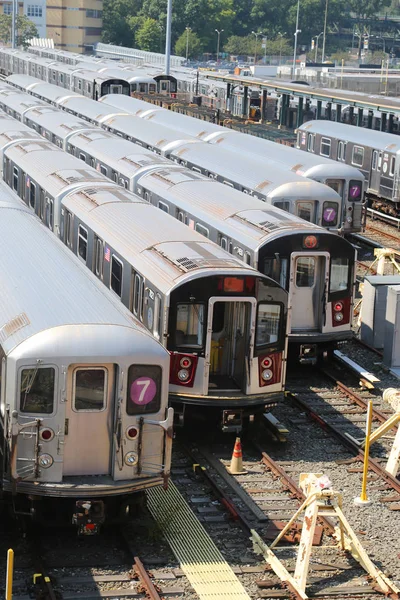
[175,30,204,57]
[102,0,393,57]
[0,14,38,48]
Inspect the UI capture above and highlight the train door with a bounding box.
[370,150,381,192]
[290,253,329,331]
[206,298,255,392]
[63,364,115,476]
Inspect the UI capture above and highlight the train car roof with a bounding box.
[5,143,110,197]
[58,96,129,123]
[25,106,96,137]
[61,188,262,294]
[0,90,47,112]
[0,183,158,355]
[6,75,84,102]
[298,120,400,153]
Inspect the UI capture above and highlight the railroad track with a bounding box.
[362,221,400,252]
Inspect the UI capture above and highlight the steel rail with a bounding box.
[133,556,162,600]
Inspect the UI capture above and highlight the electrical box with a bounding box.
[384,285,400,371]
[360,275,400,349]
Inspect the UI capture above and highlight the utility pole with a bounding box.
[11,0,17,49]
[215,29,223,64]
[292,0,300,79]
[321,0,328,62]
[185,26,191,61]
[165,0,172,75]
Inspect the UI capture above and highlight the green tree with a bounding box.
[136,17,162,51]
[0,14,38,47]
[347,0,391,57]
[175,29,203,58]
[102,0,142,46]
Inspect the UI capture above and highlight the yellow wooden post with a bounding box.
[354,400,373,506]
[6,548,14,600]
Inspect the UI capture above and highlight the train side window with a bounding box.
[95,237,103,277]
[111,255,123,298]
[296,257,315,287]
[320,137,331,157]
[192,167,202,173]
[100,165,107,176]
[352,146,364,167]
[20,367,55,414]
[13,166,18,191]
[390,156,395,177]
[177,210,184,222]
[79,153,86,162]
[46,198,54,230]
[378,153,382,171]
[66,211,73,247]
[144,191,150,202]
[219,236,228,250]
[126,365,161,415]
[195,223,209,238]
[372,150,378,170]
[159,201,169,213]
[73,368,106,411]
[154,293,162,338]
[78,225,88,262]
[245,251,251,265]
[29,182,36,209]
[133,273,142,316]
[337,141,345,161]
[307,134,315,152]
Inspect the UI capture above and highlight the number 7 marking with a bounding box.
[135,378,151,403]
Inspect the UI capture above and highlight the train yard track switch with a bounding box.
[251,473,400,599]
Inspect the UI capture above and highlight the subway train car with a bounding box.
[0,134,287,431]
[2,75,343,231]
[0,49,131,98]
[0,182,173,532]
[296,120,400,215]
[0,115,353,364]
[100,94,366,233]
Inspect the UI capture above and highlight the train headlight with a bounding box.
[261,369,273,381]
[346,216,353,223]
[177,368,190,382]
[334,312,344,322]
[124,451,138,467]
[40,428,54,442]
[38,454,53,469]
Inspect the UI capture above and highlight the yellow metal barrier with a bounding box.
[6,548,14,600]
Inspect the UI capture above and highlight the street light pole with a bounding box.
[252,31,265,65]
[292,0,300,79]
[185,26,191,61]
[321,0,328,62]
[215,29,224,64]
[11,0,17,49]
[165,0,172,76]
[315,31,323,62]
[277,32,286,66]
[262,36,267,64]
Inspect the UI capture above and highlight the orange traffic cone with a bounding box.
[227,437,247,475]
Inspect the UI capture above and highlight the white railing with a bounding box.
[367,207,400,229]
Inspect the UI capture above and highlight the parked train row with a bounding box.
[0,81,356,365]
[297,120,400,215]
[0,181,173,532]
[0,64,366,234]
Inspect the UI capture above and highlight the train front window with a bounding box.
[296,257,315,287]
[74,368,106,411]
[256,303,282,347]
[330,258,349,292]
[20,367,55,414]
[175,303,205,348]
[296,201,314,222]
[263,257,288,290]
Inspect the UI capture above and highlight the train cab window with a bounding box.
[352,146,364,167]
[20,367,55,414]
[330,257,350,292]
[29,182,36,209]
[219,236,228,250]
[126,365,161,415]
[295,257,315,287]
[111,255,123,298]
[390,156,395,177]
[133,274,143,316]
[320,137,331,157]
[307,134,315,152]
[13,166,18,191]
[256,303,282,347]
[175,303,205,348]
[296,201,315,223]
[66,211,73,247]
[195,223,209,238]
[45,198,54,230]
[78,225,88,262]
[158,201,169,213]
[263,257,288,289]
[73,368,106,411]
[177,210,184,222]
[79,153,86,162]
[100,165,107,176]
[273,201,291,213]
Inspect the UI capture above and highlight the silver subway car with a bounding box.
[0,183,172,532]
[297,120,400,215]
[1,137,288,431]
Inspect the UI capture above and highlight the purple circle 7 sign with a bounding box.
[323,207,337,223]
[350,185,361,199]
[130,377,157,405]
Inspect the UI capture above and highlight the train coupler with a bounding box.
[72,500,105,535]
[222,410,243,433]
[299,344,318,365]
